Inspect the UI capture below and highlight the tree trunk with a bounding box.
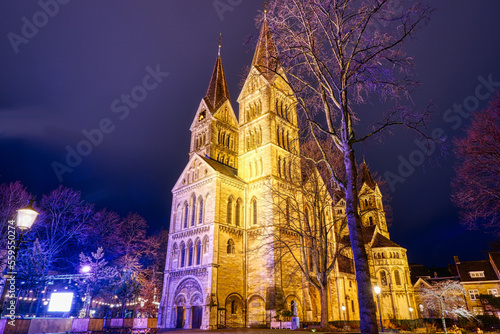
[439,299,447,334]
[343,148,378,334]
[320,285,328,328]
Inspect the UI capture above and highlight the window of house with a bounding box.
[231,300,236,314]
[488,289,498,296]
[472,307,484,316]
[469,289,480,300]
[469,271,485,278]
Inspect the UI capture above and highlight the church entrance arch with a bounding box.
[172,278,203,329]
[191,293,204,329]
[174,296,186,329]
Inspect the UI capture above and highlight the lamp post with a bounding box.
[409,307,414,331]
[374,285,383,332]
[0,200,39,316]
[341,304,346,329]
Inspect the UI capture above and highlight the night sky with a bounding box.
[1,1,499,268]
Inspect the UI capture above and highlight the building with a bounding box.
[454,253,500,317]
[157,15,416,330]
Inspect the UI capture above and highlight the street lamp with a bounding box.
[0,200,39,316]
[409,307,413,320]
[374,285,384,332]
[341,304,346,329]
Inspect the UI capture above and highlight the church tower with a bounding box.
[359,162,389,237]
[190,45,239,168]
[237,15,299,182]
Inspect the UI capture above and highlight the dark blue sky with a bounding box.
[0,1,499,268]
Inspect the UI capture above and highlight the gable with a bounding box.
[172,154,218,191]
[190,99,212,131]
[212,100,238,127]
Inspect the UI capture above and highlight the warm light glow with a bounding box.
[374,285,381,294]
[341,305,346,311]
[409,307,413,312]
[16,200,39,231]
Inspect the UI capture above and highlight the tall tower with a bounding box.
[190,45,239,168]
[237,16,299,182]
[237,14,304,325]
[359,162,389,237]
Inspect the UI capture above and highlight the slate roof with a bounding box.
[455,259,498,282]
[204,54,230,113]
[361,162,377,189]
[489,252,500,277]
[251,17,280,81]
[371,232,402,248]
[200,156,241,181]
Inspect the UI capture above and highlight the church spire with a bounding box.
[204,41,230,113]
[361,161,377,189]
[251,11,279,80]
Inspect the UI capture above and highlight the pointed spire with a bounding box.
[204,41,230,113]
[251,10,279,80]
[361,161,377,189]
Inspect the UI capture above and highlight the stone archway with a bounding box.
[247,295,266,327]
[191,293,204,329]
[172,278,203,329]
[173,295,186,329]
[225,293,245,328]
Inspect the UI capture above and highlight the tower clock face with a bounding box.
[199,110,206,121]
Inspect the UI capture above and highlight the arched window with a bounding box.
[203,236,209,254]
[227,239,235,254]
[196,239,202,265]
[394,270,401,286]
[252,199,258,225]
[235,200,241,227]
[369,216,373,225]
[231,300,236,314]
[188,241,194,266]
[180,243,186,268]
[380,271,388,286]
[171,243,178,269]
[227,197,233,225]
[365,199,368,207]
[198,197,204,225]
[191,195,196,226]
[277,126,281,146]
[183,202,189,229]
[351,300,355,314]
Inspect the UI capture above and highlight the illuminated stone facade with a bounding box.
[158,18,416,330]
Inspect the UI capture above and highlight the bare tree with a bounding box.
[452,94,500,236]
[419,280,473,334]
[33,185,94,273]
[254,141,348,327]
[258,1,432,332]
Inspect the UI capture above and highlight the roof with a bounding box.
[251,17,279,81]
[455,259,498,282]
[371,232,402,248]
[362,225,377,244]
[204,54,230,113]
[361,162,377,189]
[200,156,241,181]
[489,252,500,276]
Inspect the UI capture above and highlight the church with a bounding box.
[157,15,416,330]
